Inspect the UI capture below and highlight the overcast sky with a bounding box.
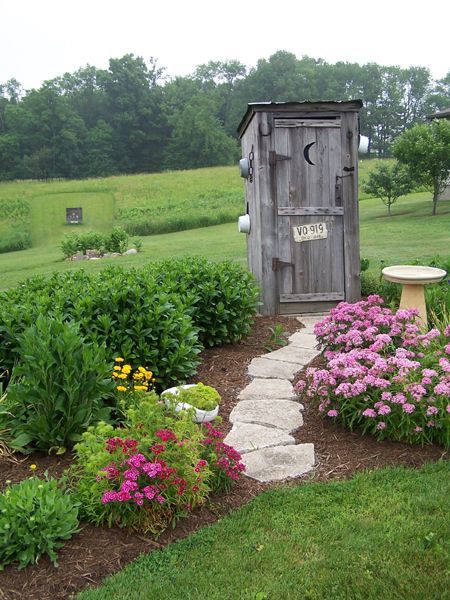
[1,0,448,91]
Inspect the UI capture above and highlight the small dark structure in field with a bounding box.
[238,100,363,315]
[66,207,83,224]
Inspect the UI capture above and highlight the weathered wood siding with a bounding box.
[239,101,361,315]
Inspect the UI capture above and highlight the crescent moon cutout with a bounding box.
[303,142,316,165]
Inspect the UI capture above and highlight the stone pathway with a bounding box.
[224,316,323,483]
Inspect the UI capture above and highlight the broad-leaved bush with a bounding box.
[0,316,114,453]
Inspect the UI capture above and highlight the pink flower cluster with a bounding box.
[296,296,450,447]
[201,422,246,482]
[100,432,199,507]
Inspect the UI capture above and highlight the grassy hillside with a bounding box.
[0,161,449,290]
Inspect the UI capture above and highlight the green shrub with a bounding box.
[0,259,258,389]
[0,476,79,570]
[144,258,260,346]
[1,315,115,453]
[105,226,129,253]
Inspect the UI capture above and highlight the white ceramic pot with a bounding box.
[161,384,219,423]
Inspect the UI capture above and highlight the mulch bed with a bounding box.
[0,315,447,600]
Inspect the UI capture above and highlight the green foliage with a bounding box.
[0,196,32,253]
[394,120,450,214]
[0,259,258,390]
[70,395,243,532]
[60,227,129,258]
[263,324,288,352]
[145,258,259,346]
[362,160,412,215]
[0,476,79,570]
[1,315,114,452]
[176,383,221,411]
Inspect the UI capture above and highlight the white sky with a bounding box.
[1,0,449,91]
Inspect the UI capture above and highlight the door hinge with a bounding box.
[272,258,294,271]
[269,151,291,166]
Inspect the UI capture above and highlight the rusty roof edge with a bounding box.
[237,99,364,137]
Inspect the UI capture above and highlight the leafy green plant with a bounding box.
[174,383,221,411]
[264,324,288,352]
[105,226,128,253]
[0,476,79,570]
[69,394,244,532]
[1,315,114,453]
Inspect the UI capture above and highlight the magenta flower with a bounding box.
[362,408,377,418]
[327,409,339,417]
[402,403,415,414]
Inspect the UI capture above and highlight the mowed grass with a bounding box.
[77,461,450,600]
[31,192,115,246]
[0,161,449,289]
[0,223,247,290]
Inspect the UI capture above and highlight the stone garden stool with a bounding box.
[382,265,447,328]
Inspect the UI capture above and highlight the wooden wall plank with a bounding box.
[278,207,344,215]
[280,292,345,302]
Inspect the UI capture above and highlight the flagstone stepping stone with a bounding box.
[238,378,297,401]
[248,357,299,380]
[263,345,319,366]
[242,444,315,483]
[224,423,295,454]
[229,399,303,432]
[287,331,319,349]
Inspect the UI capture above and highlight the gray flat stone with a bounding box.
[224,423,295,454]
[238,378,296,401]
[287,331,319,349]
[242,444,315,482]
[263,345,319,366]
[229,399,303,432]
[248,357,299,381]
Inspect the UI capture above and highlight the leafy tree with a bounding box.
[164,94,238,170]
[363,161,412,215]
[394,120,450,215]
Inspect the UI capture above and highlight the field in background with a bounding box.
[0,160,449,289]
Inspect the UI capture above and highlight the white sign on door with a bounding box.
[293,222,328,243]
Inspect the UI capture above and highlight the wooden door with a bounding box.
[273,117,345,312]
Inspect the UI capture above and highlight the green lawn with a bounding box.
[77,461,450,600]
[0,223,247,290]
[0,162,449,290]
[30,192,115,246]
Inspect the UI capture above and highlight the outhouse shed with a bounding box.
[238,100,363,315]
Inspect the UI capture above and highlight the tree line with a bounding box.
[0,51,449,181]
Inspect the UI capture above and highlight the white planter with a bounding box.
[161,384,219,423]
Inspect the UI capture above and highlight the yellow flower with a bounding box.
[138,366,146,374]
[117,373,127,380]
[112,372,118,378]
[116,385,127,392]
[134,385,148,391]
[133,372,144,380]
[113,366,122,371]
[145,370,153,380]
[29,464,37,471]
[122,365,132,374]
[114,357,124,363]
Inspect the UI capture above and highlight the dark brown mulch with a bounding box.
[0,315,447,600]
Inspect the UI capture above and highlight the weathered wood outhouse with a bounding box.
[238,100,363,315]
